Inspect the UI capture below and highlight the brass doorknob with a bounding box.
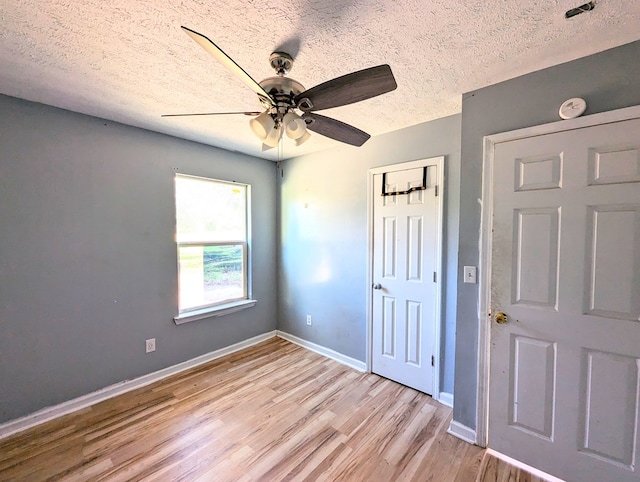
[495,312,509,324]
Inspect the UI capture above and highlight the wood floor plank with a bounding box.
[0,337,491,481]
[475,452,546,482]
[454,444,486,482]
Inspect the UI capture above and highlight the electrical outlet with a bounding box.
[306,315,312,326]
[145,338,156,353]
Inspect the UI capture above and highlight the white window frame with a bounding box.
[173,174,256,325]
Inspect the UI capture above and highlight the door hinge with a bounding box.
[435,185,438,197]
[433,272,437,283]
[431,355,435,366]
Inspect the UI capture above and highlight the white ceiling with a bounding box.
[1,0,639,161]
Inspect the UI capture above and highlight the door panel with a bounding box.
[581,349,639,468]
[406,300,422,366]
[372,162,439,394]
[383,216,397,278]
[512,207,560,308]
[588,146,640,185]
[407,216,423,281]
[509,335,556,440]
[382,296,396,357]
[489,117,640,482]
[586,205,640,319]
[515,154,563,191]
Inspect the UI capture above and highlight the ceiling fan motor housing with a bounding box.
[258,76,305,114]
[259,77,305,101]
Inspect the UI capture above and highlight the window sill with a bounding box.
[173,299,257,325]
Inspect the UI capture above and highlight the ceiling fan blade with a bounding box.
[181,26,275,106]
[302,113,371,147]
[295,64,397,112]
[162,111,261,117]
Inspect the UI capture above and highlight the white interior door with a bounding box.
[371,159,442,394]
[488,117,640,482]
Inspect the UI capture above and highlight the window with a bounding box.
[174,174,254,323]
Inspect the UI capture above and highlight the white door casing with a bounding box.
[368,157,444,396]
[484,114,640,482]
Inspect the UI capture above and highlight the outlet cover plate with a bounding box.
[463,266,477,284]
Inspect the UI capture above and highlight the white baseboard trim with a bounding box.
[447,420,477,445]
[0,330,277,440]
[276,331,367,372]
[486,449,566,482]
[437,391,454,408]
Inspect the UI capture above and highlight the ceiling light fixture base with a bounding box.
[269,52,294,76]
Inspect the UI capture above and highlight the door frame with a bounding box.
[476,104,640,447]
[366,156,445,400]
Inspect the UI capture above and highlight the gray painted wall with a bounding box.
[279,114,462,395]
[454,40,640,429]
[0,95,278,423]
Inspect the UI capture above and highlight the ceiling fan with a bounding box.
[162,26,398,150]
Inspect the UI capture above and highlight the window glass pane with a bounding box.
[175,176,246,243]
[178,245,244,310]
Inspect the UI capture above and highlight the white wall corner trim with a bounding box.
[486,449,566,482]
[447,420,477,445]
[276,331,367,372]
[437,391,454,408]
[0,331,277,440]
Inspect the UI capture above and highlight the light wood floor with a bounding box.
[475,453,545,482]
[0,337,535,481]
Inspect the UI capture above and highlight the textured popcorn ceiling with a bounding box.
[1,0,639,160]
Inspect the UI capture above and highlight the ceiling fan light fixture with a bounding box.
[263,124,283,148]
[249,111,274,140]
[283,112,307,140]
[295,130,312,146]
